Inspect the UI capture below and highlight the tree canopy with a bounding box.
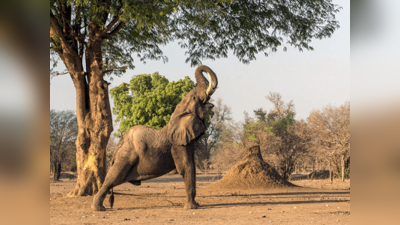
[51,0,341,75]
[110,72,195,135]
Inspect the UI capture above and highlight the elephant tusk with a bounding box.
[205,72,213,96]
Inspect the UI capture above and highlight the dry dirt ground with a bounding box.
[50,172,350,225]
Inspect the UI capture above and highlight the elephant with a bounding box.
[91,65,218,211]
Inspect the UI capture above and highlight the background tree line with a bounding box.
[51,87,350,182]
[50,110,78,181]
[106,75,350,181]
[213,92,350,181]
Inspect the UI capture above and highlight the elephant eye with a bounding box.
[193,96,196,100]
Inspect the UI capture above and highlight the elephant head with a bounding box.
[168,65,218,146]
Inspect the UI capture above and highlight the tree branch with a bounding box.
[101,0,123,38]
[73,5,87,57]
[52,71,70,76]
[50,12,72,53]
[104,16,120,33]
[104,21,125,39]
[103,67,115,74]
[56,0,73,33]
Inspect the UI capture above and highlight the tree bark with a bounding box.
[51,15,114,196]
[341,154,345,182]
[66,41,113,196]
[68,75,113,196]
[53,161,62,181]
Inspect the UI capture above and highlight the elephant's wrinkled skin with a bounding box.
[91,65,218,211]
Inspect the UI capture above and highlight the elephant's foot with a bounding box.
[184,201,199,209]
[91,201,106,211]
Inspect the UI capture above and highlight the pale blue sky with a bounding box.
[50,1,350,130]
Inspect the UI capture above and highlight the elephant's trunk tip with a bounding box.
[195,65,218,96]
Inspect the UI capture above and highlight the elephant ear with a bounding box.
[168,114,206,146]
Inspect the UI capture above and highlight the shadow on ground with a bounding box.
[144,174,223,183]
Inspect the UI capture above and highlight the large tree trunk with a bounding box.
[68,77,113,196]
[66,40,113,196]
[51,17,114,196]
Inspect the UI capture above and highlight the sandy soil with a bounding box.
[50,172,350,225]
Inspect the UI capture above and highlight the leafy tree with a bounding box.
[110,72,195,135]
[50,0,341,195]
[243,92,311,179]
[50,110,78,181]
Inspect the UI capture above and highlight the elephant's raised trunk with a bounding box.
[194,65,218,97]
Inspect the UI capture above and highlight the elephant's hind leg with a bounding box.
[91,155,138,211]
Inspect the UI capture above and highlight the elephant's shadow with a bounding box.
[142,174,222,183]
[109,191,350,211]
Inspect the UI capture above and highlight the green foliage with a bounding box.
[110,72,195,136]
[335,168,350,179]
[254,108,267,122]
[172,0,342,66]
[50,0,342,76]
[243,121,263,143]
[268,112,295,134]
[219,129,231,138]
[106,151,113,159]
[233,140,241,146]
[243,92,297,149]
[243,112,294,144]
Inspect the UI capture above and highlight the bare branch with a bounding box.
[52,71,69,76]
[103,67,115,74]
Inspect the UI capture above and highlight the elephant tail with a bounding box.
[109,188,114,209]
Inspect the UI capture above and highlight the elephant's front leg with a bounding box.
[171,144,199,209]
